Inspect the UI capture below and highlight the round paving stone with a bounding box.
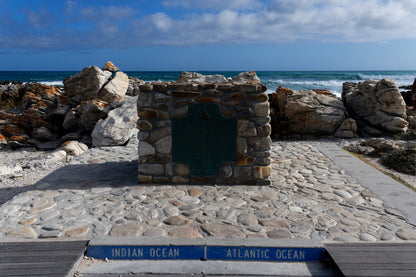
[237,213,258,226]
[396,228,416,240]
[109,223,143,237]
[267,229,291,239]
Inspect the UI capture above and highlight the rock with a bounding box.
[267,229,291,238]
[65,226,89,237]
[270,87,347,136]
[201,223,245,238]
[61,140,88,157]
[109,223,143,236]
[237,213,258,226]
[232,71,261,84]
[0,164,22,176]
[334,118,357,138]
[126,77,144,96]
[92,96,139,147]
[177,72,228,83]
[168,226,203,239]
[343,79,408,134]
[396,228,416,240]
[98,71,129,103]
[44,150,67,166]
[62,109,82,131]
[63,66,112,104]
[163,216,191,226]
[102,61,119,72]
[79,100,111,132]
[32,126,57,141]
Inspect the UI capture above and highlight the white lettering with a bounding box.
[300,250,305,260]
[264,249,270,259]
[226,249,232,258]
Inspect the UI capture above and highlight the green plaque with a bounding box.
[172,103,237,176]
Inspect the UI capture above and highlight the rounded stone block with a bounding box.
[138,141,155,156]
[137,108,158,119]
[254,166,271,179]
[237,120,257,137]
[254,102,270,117]
[137,120,152,131]
[155,136,172,154]
[137,175,152,183]
[138,164,164,175]
[175,163,190,176]
[236,155,255,166]
[196,96,220,103]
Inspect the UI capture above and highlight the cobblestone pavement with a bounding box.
[1,139,415,242]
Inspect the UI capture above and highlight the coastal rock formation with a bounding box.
[92,96,139,147]
[177,72,229,83]
[0,61,134,149]
[334,118,358,139]
[232,71,261,84]
[63,66,112,104]
[269,87,347,136]
[342,79,408,135]
[97,71,129,102]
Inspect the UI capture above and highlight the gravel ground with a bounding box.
[0,148,67,205]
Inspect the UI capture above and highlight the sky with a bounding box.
[1,0,416,71]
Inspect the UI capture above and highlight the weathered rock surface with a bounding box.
[232,71,261,84]
[177,72,228,83]
[98,71,129,103]
[102,61,119,73]
[63,66,112,104]
[92,96,139,147]
[270,87,347,136]
[334,118,358,138]
[342,79,408,134]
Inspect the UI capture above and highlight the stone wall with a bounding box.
[137,81,271,185]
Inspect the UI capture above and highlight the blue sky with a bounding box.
[1,0,416,71]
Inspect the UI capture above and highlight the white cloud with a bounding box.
[2,0,416,50]
[162,0,263,11]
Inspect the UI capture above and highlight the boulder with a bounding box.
[61,140,88,158]
[97,71,129,102]
[62,109,82,131]
[32,126,57,141]
[270,87,347,136]
[232,71,261,84]
[334,118,358,138]
[177,72,228,83]
[102,61,119,73]
[63,66,112,104]
[126,77,144,96]
[342,79,408,134]
[79,100,111,132]
[92,96,139,147]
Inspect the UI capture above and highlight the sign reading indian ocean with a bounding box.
[87,245,205,260]
[87,245,326,262]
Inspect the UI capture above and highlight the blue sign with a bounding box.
[87,245,205,260]
[207,246,326,262]
[86,245,326,262]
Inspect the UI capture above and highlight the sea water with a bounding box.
[1,70,415,98]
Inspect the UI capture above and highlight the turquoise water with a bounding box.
[1,70,415,97]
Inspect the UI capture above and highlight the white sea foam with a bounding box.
[40,81,63,86]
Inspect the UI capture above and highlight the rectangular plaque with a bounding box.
[207,246,326,262]
[87,245,205,260]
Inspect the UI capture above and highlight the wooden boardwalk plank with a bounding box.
[325,242,416,277]
[0,240,88,277]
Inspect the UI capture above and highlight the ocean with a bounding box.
[1,70,415,97]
